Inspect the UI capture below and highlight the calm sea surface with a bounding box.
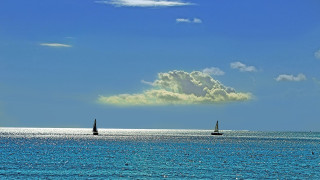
[1,128,320,179]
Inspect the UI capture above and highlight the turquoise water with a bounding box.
[1,128,320,179]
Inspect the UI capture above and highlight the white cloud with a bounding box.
[40,43,72,48]
[315,49,320,59]
[202,67,225,76]
[313,78,320,86]
[275,73,307,82]
[96,0,193,7]
[176,18,202,23]
[141,80,154,85]
[176,18,191,23]
[98,70,251,106]
[230,62,257,72]
[193,18,202,23]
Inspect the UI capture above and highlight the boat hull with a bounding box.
[211,132,223,135]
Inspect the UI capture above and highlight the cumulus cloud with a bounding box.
[230,62,257,72]
[275,73,307,82]
[315,49,320,59]
[176,18,202,23]
[98,70,251,106]
[96,0,193,7]
[40,43,72,48]
[202,67,225,76]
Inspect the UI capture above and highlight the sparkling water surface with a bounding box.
[1,128,320,179]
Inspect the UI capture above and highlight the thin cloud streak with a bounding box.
[40,43,72,48]
[176,18,191,23]
[312,77,320,86]
[275,73,307,82]
[315,49,320,59]
[96,0,194,7]
[176,18,202,23]
[141,80,154,86]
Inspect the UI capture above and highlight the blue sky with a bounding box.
[1,0,320,131]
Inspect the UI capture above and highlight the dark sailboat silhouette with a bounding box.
[211,120,223,135]
[93,119,98,135]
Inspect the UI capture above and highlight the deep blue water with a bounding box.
[1,128,320,179]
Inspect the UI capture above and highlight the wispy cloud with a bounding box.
[98,70,251,106]
[313,77,320,86]
[202,67,225,76]
[315,49,320,59]
[230,62,257,72]
[176,18,202,23]
[141,80,154,85]
[96,0,194,7]
[176,18,191,23]
[275,73,307,82]
[193,18,202,23]
[40,43,72,48]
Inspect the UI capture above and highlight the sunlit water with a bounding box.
[1,128,320,179]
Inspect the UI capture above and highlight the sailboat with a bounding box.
[211,120,223,135]
[93,119,98,135]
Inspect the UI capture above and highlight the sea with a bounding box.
[1,128,320,179]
